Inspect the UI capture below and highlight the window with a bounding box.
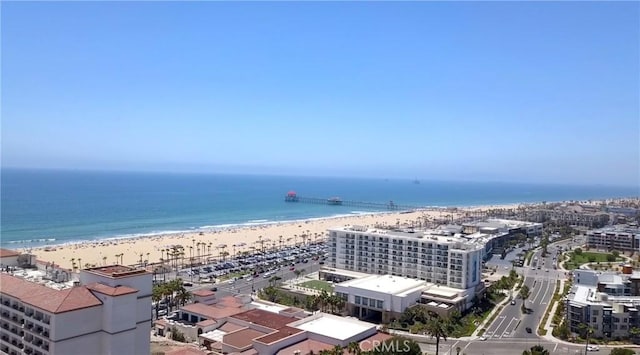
[369,298,376,307]
[355,296,361,305]
[362,297,368,306]
[377,300,383,309]
[592,310,599,316]
[592,317,597,323]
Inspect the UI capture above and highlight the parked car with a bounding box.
[587,345,599,351]
[525,327,532,333]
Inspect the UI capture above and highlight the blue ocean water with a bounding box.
[1,168,637,247]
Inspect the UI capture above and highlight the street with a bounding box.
[418,338,617,355]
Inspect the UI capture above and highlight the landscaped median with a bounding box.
[537,280,561,336]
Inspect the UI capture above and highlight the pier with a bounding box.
[284,191,418,211]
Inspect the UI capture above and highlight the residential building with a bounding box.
[0,264,152,355]
[328,226,484,290]
[586,226,640,252]
[566,285,640,339]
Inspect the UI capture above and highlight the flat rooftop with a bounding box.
[290,313,374,341]
[422,285,461,299]
[337,274,426,295]
[84,265,148,278]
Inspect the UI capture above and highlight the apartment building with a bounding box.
[0,263,151,355]
[566,285,640,338]
[586,226,640,252]
[328,226,485,291]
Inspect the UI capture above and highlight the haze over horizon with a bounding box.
[2,2,639,186]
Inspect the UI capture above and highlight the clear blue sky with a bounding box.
[2,2,639,186]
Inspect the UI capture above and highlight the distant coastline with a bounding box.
[1,168,638,249]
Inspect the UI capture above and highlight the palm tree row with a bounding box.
[151,278,192,318]
[314,289,346,315]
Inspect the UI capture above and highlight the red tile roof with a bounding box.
[181,302,246,320]
[85,282,138,296]
[196,319,217,327]
[229,309,294,330]
[192,289,215,297]
[0,249,20,258]
[165,347,209,355]
[276,339,334,355]
[219,322,246,333]
[254,326,303,344]
[83,265,148,278]
[358,332,394,351]
[223,328,268,349]
[0,273,102,313]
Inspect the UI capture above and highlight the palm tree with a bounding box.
[152,284,164,319]
[519,284,531,312]
[522,345,549,355]
[175,287,192,306]
[629,326,640,344]
[346,342,360,355]
[423,315,451,355]
[331,345,343,355]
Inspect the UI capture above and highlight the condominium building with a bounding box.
[567,269,640,338]
[328,226,485,290]
[566,285,640,338]
[0,261,151,355]
[586,226,640,252]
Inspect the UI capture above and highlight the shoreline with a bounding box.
[21,203,522,269]
[10,197,636,269]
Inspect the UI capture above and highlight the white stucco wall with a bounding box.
[50,330,102,355]
[52,307,102,341]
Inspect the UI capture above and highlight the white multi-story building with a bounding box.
[566,285,640,339]
[328,226,485,290]
[586,226,640,252]
[0,264,152,355]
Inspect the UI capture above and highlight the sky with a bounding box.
[2,2,639,186]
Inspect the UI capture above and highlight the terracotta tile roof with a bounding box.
[192,289,215,297]
[0,273,102,313]
[85,282,138,296]
[196,319,217,327]
[84,265,148,278]
[165,348,209,355]
[219,322,246,333]
[223,328,268,349]
[276,339,334,355]
[217,296,244,307]
[0,249,20,258]
[254,326,303,344]
[358,332,393,351]
[229,309,294,330]
[181,302,246,320]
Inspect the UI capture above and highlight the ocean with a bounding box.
[1,168,637,248]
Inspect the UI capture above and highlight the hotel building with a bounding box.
[0,257,151,355]
[327,226,485,290]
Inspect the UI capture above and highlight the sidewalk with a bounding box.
[470,288,514,337]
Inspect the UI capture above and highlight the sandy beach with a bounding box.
[28,204,526,269]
